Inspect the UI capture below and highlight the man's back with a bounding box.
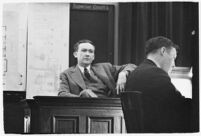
[125,59,181,100]
[125,59,191,132]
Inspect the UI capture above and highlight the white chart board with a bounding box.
[26,3,70,99]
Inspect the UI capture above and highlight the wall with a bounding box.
[3,3,70,99]
[26,3,70,99]
[170,67,192,98]
[3,3,28,91]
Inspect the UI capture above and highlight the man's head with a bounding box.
[73,39,95,67]
[145,36,179,74]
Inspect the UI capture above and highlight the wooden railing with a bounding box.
[23,96,126,134]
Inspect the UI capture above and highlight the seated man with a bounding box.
[125,36,192,132]
[58,39,136,98]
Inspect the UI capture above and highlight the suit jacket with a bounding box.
[125,59,185,102]
[125,59,191,132]
[58,62,136,97]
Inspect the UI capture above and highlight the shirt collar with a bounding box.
[78,65,91,73]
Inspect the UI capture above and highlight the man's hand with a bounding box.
[116,71,128,95]
[79,89,98,98]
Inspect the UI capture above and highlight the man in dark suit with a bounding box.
[58,39,136,97]
[125,36,192,132]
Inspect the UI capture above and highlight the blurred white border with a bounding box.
[0,0,200,136]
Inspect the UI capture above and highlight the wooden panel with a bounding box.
[52,116,79,133]
[3,91,26,133]
[24,97,126,133]
[87,116,113,133]
[121,116,127,133]
[113,116,126,133]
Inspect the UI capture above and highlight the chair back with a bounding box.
[121,91,192,133]
[120,91,144,133]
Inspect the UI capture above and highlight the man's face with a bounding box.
[74,42,95,67]
[161,47,177,74]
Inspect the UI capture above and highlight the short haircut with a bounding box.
[145,36,179,55]
[73,39,94,52]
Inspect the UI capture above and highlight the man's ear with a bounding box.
[73,52,77,58]
[160,47,166,56]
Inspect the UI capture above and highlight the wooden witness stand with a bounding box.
[22,96,126,134]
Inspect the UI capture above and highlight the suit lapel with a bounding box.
[70,66,86,90]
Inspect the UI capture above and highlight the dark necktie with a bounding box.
[84,67,91,80]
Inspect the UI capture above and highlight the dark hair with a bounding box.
[73,39,94,52]
[145,36,179,55]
